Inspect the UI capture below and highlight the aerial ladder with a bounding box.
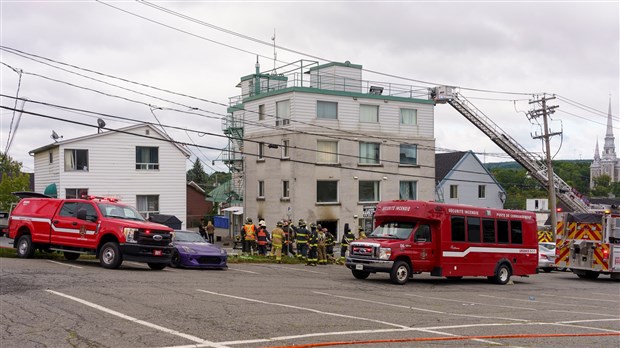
[431,86,590,213]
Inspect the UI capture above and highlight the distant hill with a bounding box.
[484,160,592,171]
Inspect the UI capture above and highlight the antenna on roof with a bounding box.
[271,28,277,73]
[97,118,106,133]
[51,130,62,142]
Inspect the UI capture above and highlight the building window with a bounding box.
[317,140,338,163]
[359,181,380,202]
[400,108,417,125]
[136,195,159,219]
[317,180,338,203]
[258,142,265,159]
[66,188,88,199]
[282,180,290,199]
[399,144,417,165]
[258,181,265,198]
[259,104,265,121]
[136,146,159,170]
[359,142,380,164]
[49,152,53,164]
[450,185,458,199]
[282,140,289,158]
[64,149,89,171]
[276,100,290,126]
[478,185,486,198]
[317,101,338,119]
[399,181,417,200]
[360,104,379,123]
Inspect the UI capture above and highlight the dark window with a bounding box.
[482,219,496,243]
[467,217,481,243]
[136,147,159,170]
[414,224,431,242]
[399,144,417,165]
[64,149,88,171]
[451,216,465,242]
[317,180,338,203]
[510,221,523,244]
[259,104,265,120]
[59,202,78,217]
[497,219,509,243]
[79,203,98,221]
[66,188,88,199]
[258,142,265,159]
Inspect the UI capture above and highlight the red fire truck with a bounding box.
[346,200,538,285]
[8,195,174,270]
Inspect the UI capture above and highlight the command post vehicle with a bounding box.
[555,211,620,280]
[8,195,173,270]
[346,200,538,285]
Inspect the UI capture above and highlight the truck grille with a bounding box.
[349,242,380,258]
[135,230,172,246]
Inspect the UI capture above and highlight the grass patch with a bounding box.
[227,254,306,264]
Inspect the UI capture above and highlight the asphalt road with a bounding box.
[1,241,619,348]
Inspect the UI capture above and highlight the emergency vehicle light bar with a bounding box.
[85,195,119,202]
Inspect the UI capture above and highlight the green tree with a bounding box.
[186,159,209,190]
[0,152,30,211]
[591,174,612,197]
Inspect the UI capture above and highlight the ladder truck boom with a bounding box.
[432,86,590,213]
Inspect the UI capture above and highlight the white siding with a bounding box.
[33,147,60,193]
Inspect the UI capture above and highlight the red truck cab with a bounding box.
[9,195,173,270]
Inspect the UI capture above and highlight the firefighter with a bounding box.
[240,218,257,255]
[317,226,327,265]
[292,219,308,260]
[338,223,355,264]
[306,223,318,266]
[282,219,296,257]
[270,221,285,263]
[357,227,367,240]
[256,220,270,256]
[325,228,335,263]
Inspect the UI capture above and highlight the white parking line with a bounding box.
[479,294,600,309]
[196,289,409,329]
[227,267,259,274]
[550,309,620,318]
[316,291,529,322]
[538,293,620,303]
[267,264,328,275]
[46,290,228,348]
[46,260,83,269]
[405,293,537,311]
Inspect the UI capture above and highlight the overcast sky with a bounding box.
[1,1,618,174]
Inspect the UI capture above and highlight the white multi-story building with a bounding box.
[30,123,190,227]
[224,61,436,239]
[590,97,619,189]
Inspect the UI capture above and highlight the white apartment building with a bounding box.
[224,61,436,239]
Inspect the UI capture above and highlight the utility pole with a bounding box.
[528,95,560,238]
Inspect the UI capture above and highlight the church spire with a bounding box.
[602,95,616,160]
[594,138,601,162]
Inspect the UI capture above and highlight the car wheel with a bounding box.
[352,269,370,279]
[390,261,411,285]
[148,262,166,270]
[492,263,511,285]
[64,252,80,261]
[99,242,122,269]
[16,235,35,258]
[170,250,182,268]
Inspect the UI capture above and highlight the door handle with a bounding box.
[53,220,59,225]
[72,222,78,226]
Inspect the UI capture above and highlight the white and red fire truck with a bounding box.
[8,195,173,270]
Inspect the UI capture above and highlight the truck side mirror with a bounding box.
[76,209,87,221]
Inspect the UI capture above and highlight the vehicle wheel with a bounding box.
[148,262,166,270]
[446,276,463,280]
[99,242,122,269]
[542,267,554,273]
[16,235,35,258]
[352,269,370,279]
[492,264,511,285]
[577,271,600,279]
[170,250,182,268]
[64,252,80,261]
[390,261,411,285]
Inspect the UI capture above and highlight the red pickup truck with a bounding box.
[8,195,174,270]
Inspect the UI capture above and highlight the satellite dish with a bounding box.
[97,118,106,128]
[51,130,62,142]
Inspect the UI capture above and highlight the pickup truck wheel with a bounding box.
[64,252,80,261]
[16,235,35,258]
[576,271,600,279]
[352,269,370,279]
[390,261,411,285]
[147,263,166,270]
[492,264,511,285]
[99,242,122,269]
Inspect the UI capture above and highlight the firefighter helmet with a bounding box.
[298,219,306,227]
[276,221,283,227]
[246,217,253,223]
[259,220,266,227]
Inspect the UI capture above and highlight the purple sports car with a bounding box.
[170,230,227,269]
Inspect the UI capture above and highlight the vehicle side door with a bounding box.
[409,224,436,272]
[51,201,98,248]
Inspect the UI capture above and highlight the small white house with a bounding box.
[30,124,190,227]
[435,151,506,209]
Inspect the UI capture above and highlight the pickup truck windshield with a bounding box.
[368,221,415,240]
[97,203,146,221]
